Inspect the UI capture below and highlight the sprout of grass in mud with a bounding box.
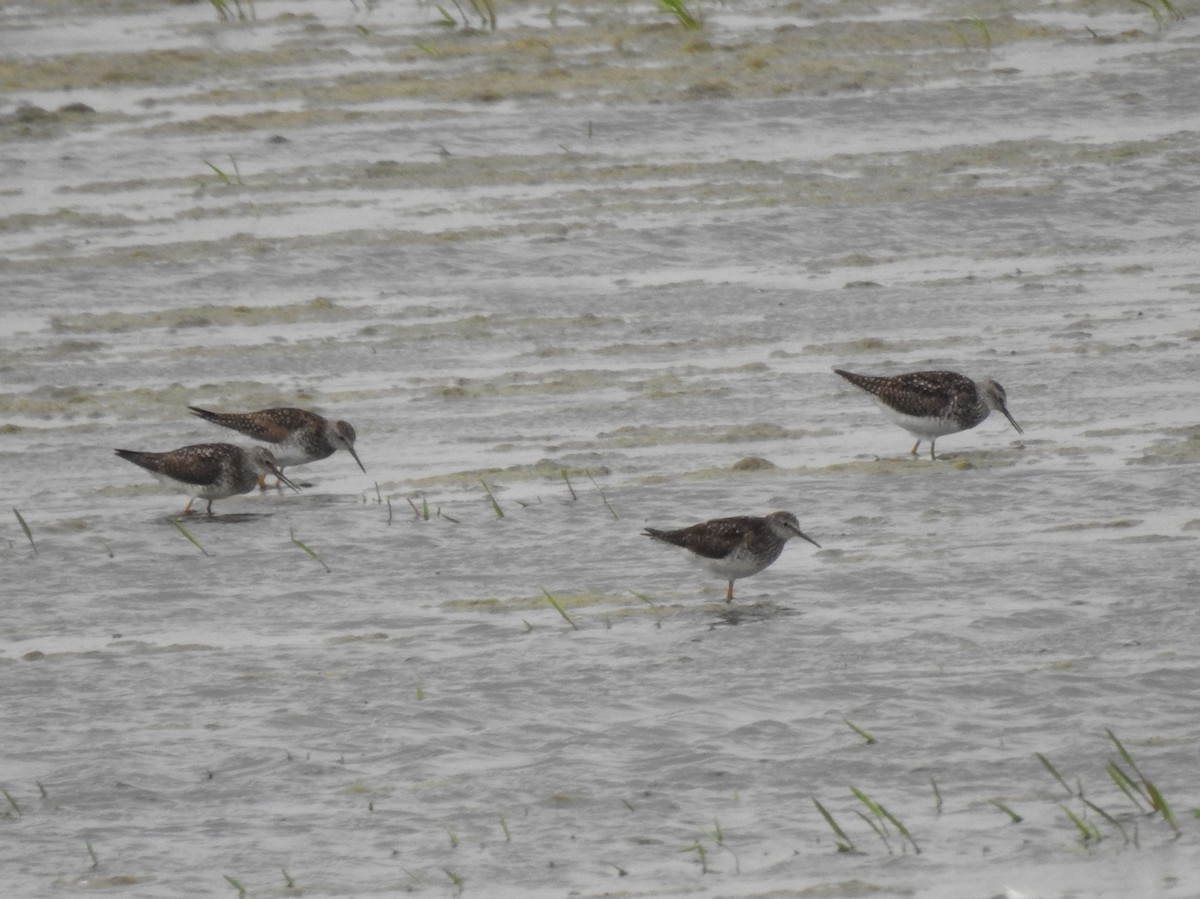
[1083,798,1131,844]
[13,508,37,556]
[561,469,577,501]
[444,824,458,848]
[632,591,663,627]
[851,787,921,855]
[85,840,99,867]
[543,589,579,630]
[587,470,619,520]
[680,840,708,873]
[406,496,429,520]
[1061,804,1103,845]
[170,518,211,557]
[3,787,22,816]
[1105,729,1177,832]
[989,798,1023,823]
[443,868,464,896]
[1035,752,1075,797]
[280,868,296,889]
[1127,0,1183,27]
[1106,760,1148,812]
[930,778,943,814]
[290,529,331,573]
[711,817,740,873]
[656,0,703,29]
[481,480,504,518]
[812,798,856,853]
[203,160,234,186]
[499,815,511,842]
[844,719,877,745]
[222,874,247,898]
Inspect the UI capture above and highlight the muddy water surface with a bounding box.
[3,1,1200,897]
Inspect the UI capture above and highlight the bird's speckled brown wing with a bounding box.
[643,516,758,560]
[835,369,975,418]
[115,444,231,486]
[189,406,319,443]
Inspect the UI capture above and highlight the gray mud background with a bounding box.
[3,1,1200,896]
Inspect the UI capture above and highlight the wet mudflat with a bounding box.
[2,1,1200,896]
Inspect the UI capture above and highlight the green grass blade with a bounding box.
[542,588,578,630]
[844,719,877,744]
[1035,752,1074,796]
[1060,804,1102,844]
[989,798,1023,823]
[2,787,22,816]
[170,518,211,556]
[290,529,331,572]
[1143,778,1180,835]
[481,480,504,518]
[876,800,921,854]
[587,470,618,520]
[812,798,855,852]
[1105,729,1147,783]
[13,508,37,555]
[1106,761,1148,811]
[223,874,247,897]
[560,469,577,501]
[930,778,943,814]
[1082,798,1130,843]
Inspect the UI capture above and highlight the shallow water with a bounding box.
[3,1,1200,897]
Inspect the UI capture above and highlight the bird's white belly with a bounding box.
[879,404,975,439]
[701,548,771,580]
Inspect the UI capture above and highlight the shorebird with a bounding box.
[834,369,1023,460]
[188,406,365,484]
[642,511,820,601]
[115,443,299,515]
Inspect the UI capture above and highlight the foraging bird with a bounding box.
[115,443,299,515]
[642,511,820,601]
[188,405,365,484]
[834,369,1023,460]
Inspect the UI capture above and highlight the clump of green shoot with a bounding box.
[1106,729,1179,835]
[1127,0,1183,28]
[656,0,703,29]
[851,786,921,854]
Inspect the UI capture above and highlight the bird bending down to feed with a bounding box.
[833,369,1023,460]
[188,405,365,485]
[642,511,820,601]
[115,443,300,515]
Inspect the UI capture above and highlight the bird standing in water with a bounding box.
[115,443,299,515]
[834,369,1023,460]
[642,511,820,601]
[188,405,365,485]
